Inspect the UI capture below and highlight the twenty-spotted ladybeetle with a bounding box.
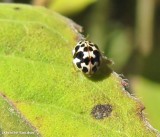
[72,40,102,76]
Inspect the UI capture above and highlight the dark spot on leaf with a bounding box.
[91,104,112,119]
[14,7,21,10]
[80,111,85,114]
[82,67,88,73]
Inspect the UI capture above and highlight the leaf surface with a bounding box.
[0,4,159,137]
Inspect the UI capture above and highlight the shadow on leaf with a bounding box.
[88,62,113,81]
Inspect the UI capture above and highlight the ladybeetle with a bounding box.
[72,40,102,76]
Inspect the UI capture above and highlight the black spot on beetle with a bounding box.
[84,57,90,65]
[93,50,101,63]
[75,46,80,52]
[81,44,85,47]
[82,67,88,73]
[94,44,99,49]
[91,57,95,65]
[84,47,88,52]
[91,104,112,119]
[89,43,94,46]
[76,62,81,68]
[94,56,100,64]
[93,50,100,57]
[76,51,84,59]
[89,47,93,51]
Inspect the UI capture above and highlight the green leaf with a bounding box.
[0,93,39,136]
[0,4,159,137]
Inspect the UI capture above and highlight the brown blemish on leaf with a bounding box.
[91,104,112,119]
